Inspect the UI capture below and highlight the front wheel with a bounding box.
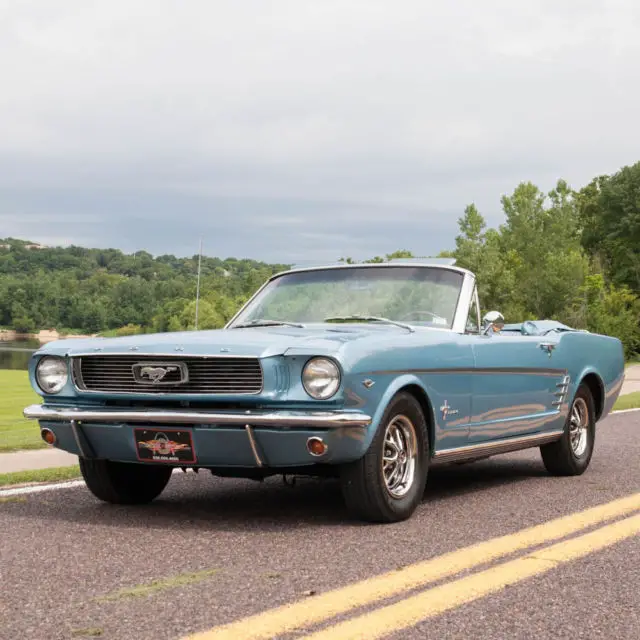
[79,458,173,504]
[340,392,429,523]
[540,382,596,476]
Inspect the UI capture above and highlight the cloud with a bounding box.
[1,0,639,261]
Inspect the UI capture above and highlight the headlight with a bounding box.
[36,356,68,394]
[302,357,340,400]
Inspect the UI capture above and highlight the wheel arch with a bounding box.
[367,375,436,454]
[577,371,605,421]
[400,384,436,455]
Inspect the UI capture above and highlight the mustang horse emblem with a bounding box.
[131,362,188,385]
[139,366,177,383]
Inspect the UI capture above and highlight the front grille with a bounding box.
[74,355,263,395]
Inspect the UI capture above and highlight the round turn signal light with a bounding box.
[307,437,327,457]
[41,428,57,446]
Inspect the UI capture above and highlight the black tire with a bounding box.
[540,382,596,476]
[340,392,429,523]
[79,458,172,504]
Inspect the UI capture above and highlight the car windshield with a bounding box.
[229,266,464,329]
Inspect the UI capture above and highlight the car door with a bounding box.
[468,329,568,442]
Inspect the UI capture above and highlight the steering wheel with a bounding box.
[400,310,442,322]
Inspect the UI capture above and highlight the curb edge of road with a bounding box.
[0,479,86,497]
[0,468,187,497]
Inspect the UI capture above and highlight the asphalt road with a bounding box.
[1,411,639,640]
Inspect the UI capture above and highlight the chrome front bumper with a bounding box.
[22,404,372,429]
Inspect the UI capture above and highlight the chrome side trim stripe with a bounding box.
[370,367,567,377]
[23,404,372,429]
[432,430,564,464]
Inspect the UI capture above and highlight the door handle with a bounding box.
[538,342,556,356]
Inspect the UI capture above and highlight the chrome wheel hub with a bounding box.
[382,414,417,498]
[569,397,589,457]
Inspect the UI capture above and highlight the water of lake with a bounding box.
[0,340,39,370]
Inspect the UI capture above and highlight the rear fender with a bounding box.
[574,366,620,421]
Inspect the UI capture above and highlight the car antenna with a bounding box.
[195,237,203,330]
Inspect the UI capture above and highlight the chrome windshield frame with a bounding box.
[225,262,476,334]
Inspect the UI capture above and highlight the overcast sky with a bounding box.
[1,1,639,263]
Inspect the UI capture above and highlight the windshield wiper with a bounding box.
[231,319,306,329]
[324,315,415,333]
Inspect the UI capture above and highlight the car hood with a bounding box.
[35,325,408,359]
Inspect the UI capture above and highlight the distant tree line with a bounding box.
[0,239,289,337]
[1,160,638,358]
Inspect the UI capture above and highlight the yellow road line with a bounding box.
[301,512,640,640]
[184,492,640,640]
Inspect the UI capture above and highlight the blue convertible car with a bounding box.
[23,260,625,522]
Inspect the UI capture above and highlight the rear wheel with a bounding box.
[79,458,173,504]
[340,392,429,523]
[540,382,595,476]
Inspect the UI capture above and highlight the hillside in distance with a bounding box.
[0,238,291,335]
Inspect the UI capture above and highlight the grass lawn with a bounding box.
[0,369,43,452]
[613,391,640,412]
[0,464,81,487]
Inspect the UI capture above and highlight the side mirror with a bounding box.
[482,311,505,334]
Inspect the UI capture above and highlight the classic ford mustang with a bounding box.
[23,260,625,522]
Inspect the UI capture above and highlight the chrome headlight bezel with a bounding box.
[302,357,341,400]
[35,356,69,394]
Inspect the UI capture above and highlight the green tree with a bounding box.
[453,204,486,276]
[10,302,36,333]
[568,274,640,358]
[578,162,640,292]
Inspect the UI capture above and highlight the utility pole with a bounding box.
[195,237,203,330]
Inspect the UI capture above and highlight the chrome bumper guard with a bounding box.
[22,404,372,429]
